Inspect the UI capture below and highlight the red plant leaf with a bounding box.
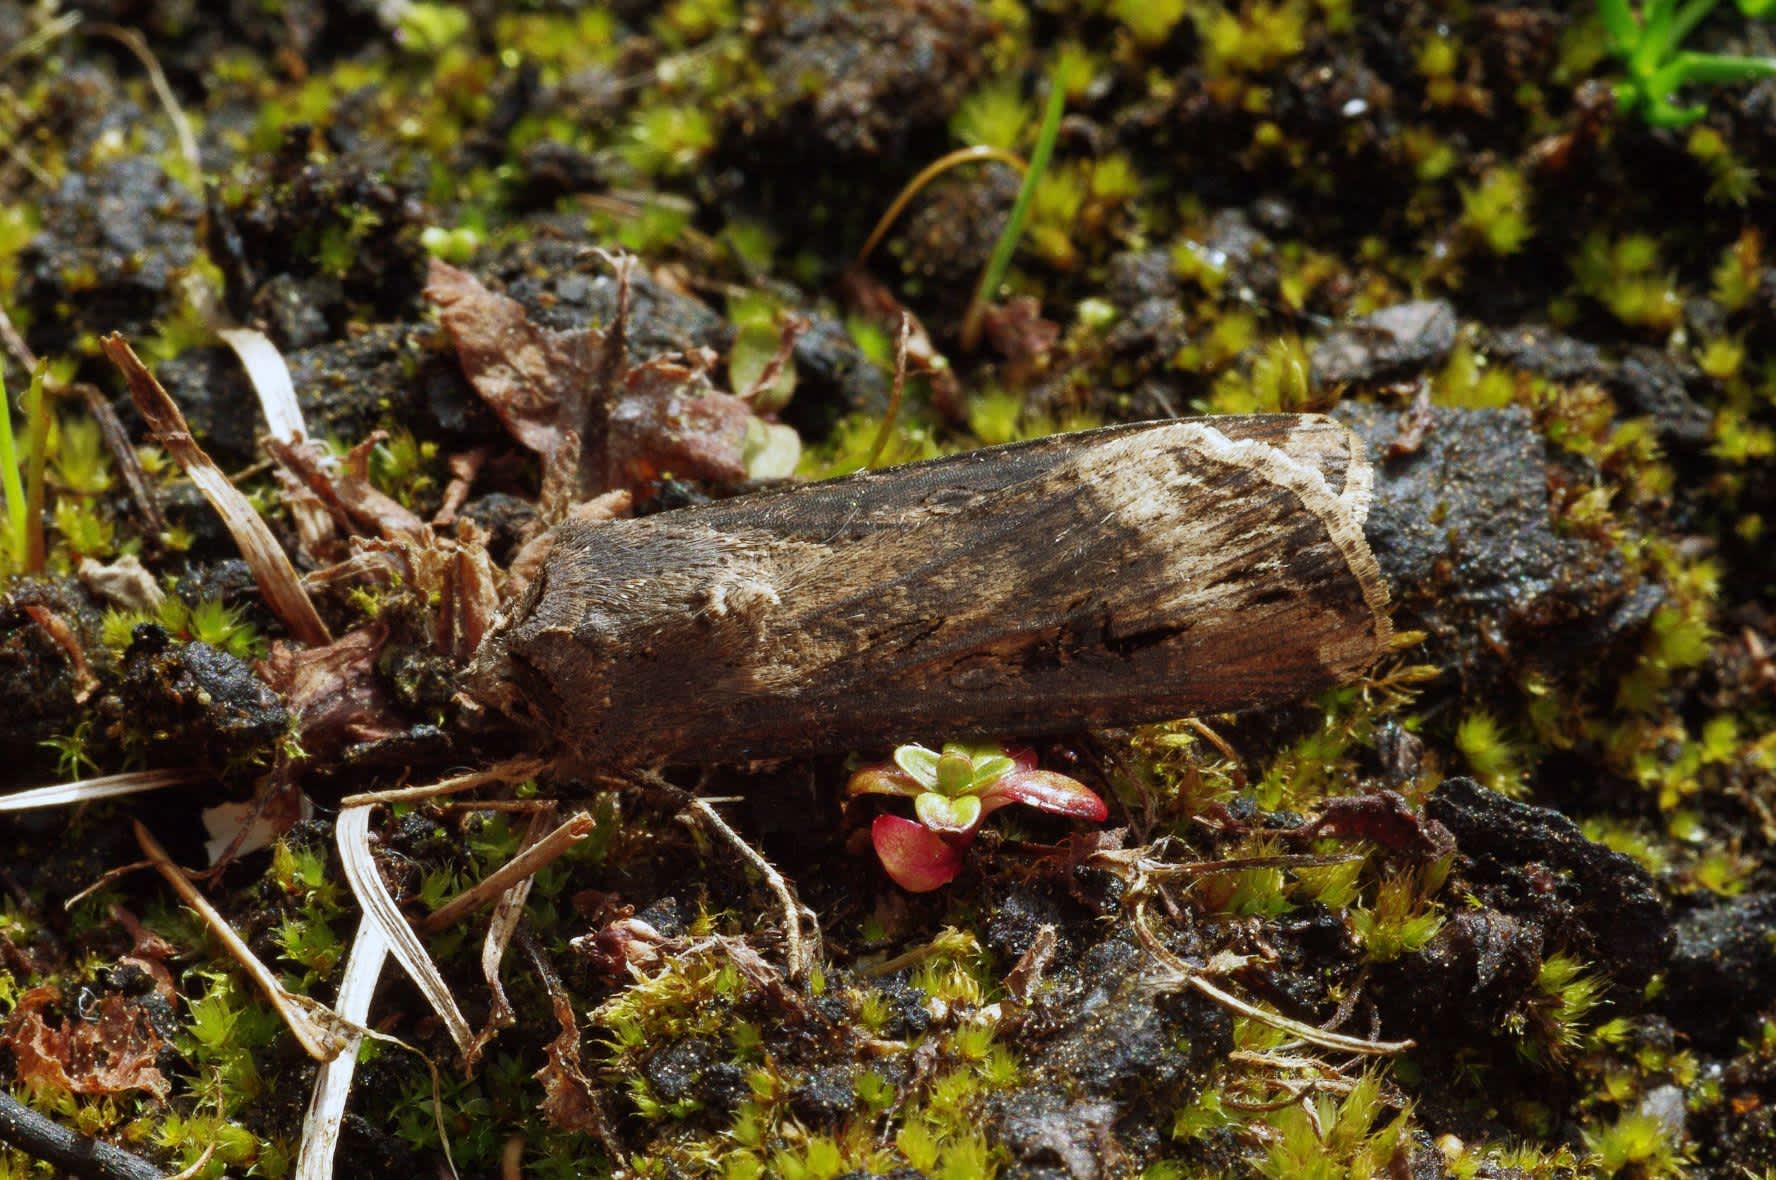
[980,770,1108,821]
[871,814,966,892]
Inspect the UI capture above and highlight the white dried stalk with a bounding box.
[0,768,199,812]
[335,805,476,1059]
[296,915,391,1180]
[219,327,307,445]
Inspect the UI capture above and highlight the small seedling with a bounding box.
[849,742,1107,891]
[1598,0,1776,127]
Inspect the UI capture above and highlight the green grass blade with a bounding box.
[21,363,46,571]
[959,65,1067,353]
[1597,0,1642,50]
[1669,48,1776,82]
[0,367,23,572]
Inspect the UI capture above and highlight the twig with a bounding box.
[0,1089,166,1180]
[469,809,554,1063]
[850,145,1027,273]
[76,384,166,534]
[1183,973,1414,1057]
[335,805,477,1060]
[134,821,348,1062]
[339,756,547,808]
[420,811,593,933]
[864,313,912,469]
[681,794,819,979]
[83,24,201,179]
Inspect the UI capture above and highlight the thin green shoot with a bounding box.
[959,67,1067,352]
[1598,0,1776,127]
[852,146,1028,275]
[22,362,46,571]
[0,365,23,571]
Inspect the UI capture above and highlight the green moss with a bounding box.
[1513,954,1608,1065]
[1459,166,1534,255]
[1584,1110,1689,1177]
[1203,336,1313,414]
[620,104,717,177]
[1710,228,1763,310]
[1351,859,1450,961]
[1111,0,1188,47]
[950,79,1030,151]
[1570,232,1684,332]
[102,594,266,662]
[1193,2,1308,75]
[1455,712,1526,797]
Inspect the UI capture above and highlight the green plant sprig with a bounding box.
[959,65,1067,352]
[0,361,48,574]
[1599,0,1776,127]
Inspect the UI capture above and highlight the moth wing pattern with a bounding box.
[469,415,1391,769]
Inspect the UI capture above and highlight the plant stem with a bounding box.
[959,66,1067,353]
[851,145,1027,274]
[22,363,47,571]
[0,367,23,571]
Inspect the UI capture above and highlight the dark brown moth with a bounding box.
[466,414,1392,771]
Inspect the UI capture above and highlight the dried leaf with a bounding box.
[260,627,403,762]
[605,354,750,489]
[218,327,306,445]
[77,554,164,613]
[267,435,428,544]
[425,259,610,515]
[524,936,617,1150]
[101,334,332,647]
[3,986,169,1100]
[428,258,762,513]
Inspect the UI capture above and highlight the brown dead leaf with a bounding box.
[261,627,403,762]
[426,258,614,516]
[522,934,616,1148]
[606,354,750,490]
[428,257,755,516]
[4,985,170,1100]
[268,435,428,546]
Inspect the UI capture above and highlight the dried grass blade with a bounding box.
[0,768,201,811]
[335,805,476,1060]
[470,807,554,1064]
[296,915,391,1180]
[420,811,594,934]
[134,820,347,1061]
[101,334,332,647]
[219,327,306,445]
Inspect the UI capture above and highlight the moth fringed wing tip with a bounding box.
[473,414,1396,770]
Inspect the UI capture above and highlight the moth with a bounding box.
[466,415,1391,771]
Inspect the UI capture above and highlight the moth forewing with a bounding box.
[467,415,1391,770]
